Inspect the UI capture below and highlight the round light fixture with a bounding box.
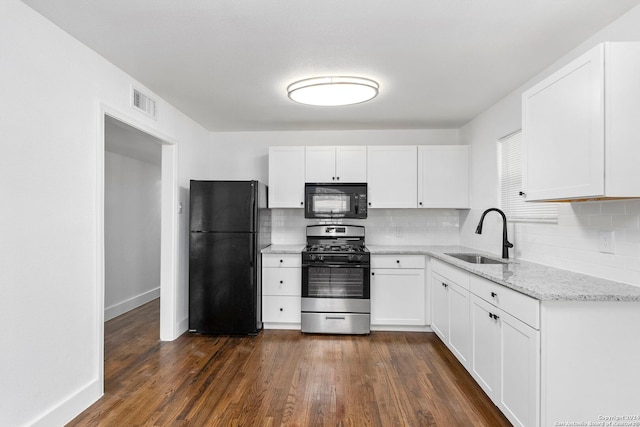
[287,76,379,106]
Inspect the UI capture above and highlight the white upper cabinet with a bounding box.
[367,146,417,208]
[335,146,367,182]
[268,146,305,208]
[418,146,469,208]
[522,42,640,201]
[305,146,367,183]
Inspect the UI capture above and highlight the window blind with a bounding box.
[498,131,558,222]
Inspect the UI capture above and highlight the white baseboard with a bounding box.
[104,287,160,321]
[30,378,102,427]
[370,325,433,332]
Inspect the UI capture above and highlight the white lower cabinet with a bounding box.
[470,295,540,427]
[431,259,471,367]
[432,258,540,427]
[370,255,426,329]
[262,254,301,328]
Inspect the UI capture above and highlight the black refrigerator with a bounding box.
[188,180,271,335]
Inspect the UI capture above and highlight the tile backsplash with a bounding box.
[460,200,640,287]
[271,208,461,246]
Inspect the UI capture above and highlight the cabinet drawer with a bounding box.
[263,268,301,295]
[262,296,301,323]
[371,255,425,269]
[431,258,469,290]
[469,275,539,329]
[262,254,301,268]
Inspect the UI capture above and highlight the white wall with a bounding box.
[104,150,161,320]
[0,1,211,426]
[459,4,640,287]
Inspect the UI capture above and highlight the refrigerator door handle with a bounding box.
[249,234,256,267]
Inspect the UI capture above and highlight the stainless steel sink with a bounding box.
[445,253,507,264]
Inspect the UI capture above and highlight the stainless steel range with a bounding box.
[301,225,370,334]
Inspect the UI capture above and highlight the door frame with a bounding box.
[96,103,179,390]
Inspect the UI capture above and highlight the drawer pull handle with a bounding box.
[489,313,500,320]
[326,316,346,320]
[491,292,497,298]
[442,283,448,288]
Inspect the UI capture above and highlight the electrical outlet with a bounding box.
[598,231,615,254]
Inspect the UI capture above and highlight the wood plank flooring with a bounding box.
[68,299,511,426]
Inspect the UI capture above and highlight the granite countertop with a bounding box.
[262,244,305,254]
[367,245,640,302]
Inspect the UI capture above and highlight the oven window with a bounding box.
[306,266,364,298]
[311,194,351,214]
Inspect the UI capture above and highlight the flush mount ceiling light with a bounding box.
[287,76,379,106]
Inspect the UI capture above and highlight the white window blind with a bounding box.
[499,131,558,222]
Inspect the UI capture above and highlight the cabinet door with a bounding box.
[431,274,449,341]
[418,146,469,208]
[522,45,605,201]
[498,312,540,427]
[305,146,336,183]
[367,146,417,208]
[470,295,500,399]
[269,146,305,208]
[336,146,367,182]
[371,268,425,326]
[448,282,470,368]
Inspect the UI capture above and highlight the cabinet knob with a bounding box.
[300,202,304,206]
[371,272,375,276]
[280,259,283,263]
[332,177,335,181]
[519,191,525,197]
[396,260,400,264]
[368,202,372,206]
[419,202,423,206]
[280,280,283,284]
[336,176,340,181]
[279,308,283,312]
[491,292,497,298]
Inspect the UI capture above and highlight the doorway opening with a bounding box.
[104,116,163,322]
[97,106,178,393]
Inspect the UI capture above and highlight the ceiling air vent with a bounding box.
[131,87,157,119]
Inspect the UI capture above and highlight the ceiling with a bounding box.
[23,0,640,132]
[105,116,162,166]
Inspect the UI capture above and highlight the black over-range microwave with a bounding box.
[305,183,368,219]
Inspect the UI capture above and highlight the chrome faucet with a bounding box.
[475,208,513,259]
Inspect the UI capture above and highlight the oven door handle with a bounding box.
[302,263,368,268]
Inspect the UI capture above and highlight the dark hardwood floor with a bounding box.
[68,299,511,426]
